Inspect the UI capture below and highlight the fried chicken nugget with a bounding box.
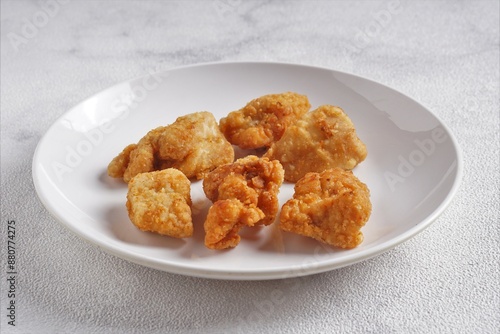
[203,156,284,249]
[280,168,371,249]
[204,188,265,250]
[108,127,165,182]
[126,168,193,238]
[107,112,234,182]
[264,105,367,182]
[107,143,138,178]
[219,92,311,149]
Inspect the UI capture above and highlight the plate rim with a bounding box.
[32,60,464,280]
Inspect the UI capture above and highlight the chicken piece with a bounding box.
[219,92,311,149]
[107,111,234,182]
[109,126,166,182]
[204,198,265,250]
[203,156,284,225]
[203,156,284,249]
[155,111,235,179]
[107,143,137,178]
[280,168,371,249]
[264,105,367,182]
[126,168,193,238]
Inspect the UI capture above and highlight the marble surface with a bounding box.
[1,0,499,333]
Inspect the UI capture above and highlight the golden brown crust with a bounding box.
[107,112,234,182]
[279,168,371,249]
[107,144,137,178]
[264,105,367,182]
[220,92,310,149]
[203,155,284,225]
[156,112,235,179]
[203,156,284,249]
[204,199,265,250]
[126,169,193,238]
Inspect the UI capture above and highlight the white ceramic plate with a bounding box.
[33,62,462,280]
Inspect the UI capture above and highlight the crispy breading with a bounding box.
[219,92,311,149]
[264,105,367,182]
[109,126,165,182]
[107,143,137,178]
[203,155,284,225]
[107,111,234,182]
[204,199,265,250]
[279,168,371,249]
[203,156,284,249]
[126,169,193,238]
[156,111,235,179]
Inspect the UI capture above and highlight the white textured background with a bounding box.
[1,1,499,333]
